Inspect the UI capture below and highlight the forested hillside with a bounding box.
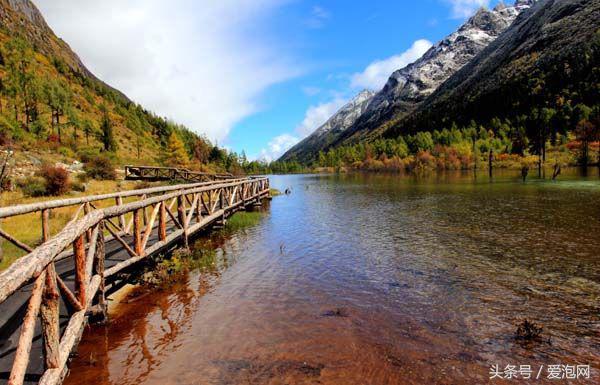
[0,0,250,181]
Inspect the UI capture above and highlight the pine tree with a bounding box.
[43,78,71,141]
[99,104,117,152]
[82,119,95,145]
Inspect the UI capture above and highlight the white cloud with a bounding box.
[35,0,300,143]
[258,97,346,161]
[306,5,330,28]
[258,134,299,162]
[301,86,321,96]
[350,39,432,91]
[444,0,490,19]
[295,98,347,137]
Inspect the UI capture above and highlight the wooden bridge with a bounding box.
[0,175,270,385]
[124,165,233,183]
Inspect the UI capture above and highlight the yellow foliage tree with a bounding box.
[166,132,189,167]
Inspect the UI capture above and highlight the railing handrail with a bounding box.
[0,177,268,304]
[0,178,247,219]
[124,165,233,178]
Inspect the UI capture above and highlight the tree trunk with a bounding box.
[542,142,546,178]
[0,221,3,264]
[488,150,493,179]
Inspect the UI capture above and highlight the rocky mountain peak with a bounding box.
[514,0,536,10]
[353,89,376,104]
[6,0,47,28]
[278,90,375,161]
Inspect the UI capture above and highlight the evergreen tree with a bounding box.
[99,104,117,152]
[82,119,95,145]
[43,78,71,141]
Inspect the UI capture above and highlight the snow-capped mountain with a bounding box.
[280,0,535,162]
[279,90,375,162]
[336,0,536,144]
[391,0,595,138]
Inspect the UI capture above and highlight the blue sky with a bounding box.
[37,0,503,161]
[228,0,504,160]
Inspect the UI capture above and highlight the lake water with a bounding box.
[65,171,600,385]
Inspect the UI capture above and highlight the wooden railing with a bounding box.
[0,176,269,385]
[124,165,232,183]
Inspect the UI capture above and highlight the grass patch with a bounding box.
[0,179,145,270]
[223,211,263,232]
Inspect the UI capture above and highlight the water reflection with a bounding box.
[66,171,600,385]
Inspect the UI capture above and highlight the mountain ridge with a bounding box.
[387,0,598,137]
[279,0,535,163]
[278,89,375,162]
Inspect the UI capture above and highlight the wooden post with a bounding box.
[133,209,142,256]
[116,196,126,232]
[488,150,493,179]
[41,210,57,367]
[42,209,50,242]
[158,201,167,241]
[73,235,87,306]
[8,271,46,385]
[40,264,60,369]
[92,221,107,322]
[196,194,202,222]
[141,195,148,226]
[0,220,3,264]
[177,195,188,249]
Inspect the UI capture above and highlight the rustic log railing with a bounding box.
[124,165,233,183]
[0,176,270,385]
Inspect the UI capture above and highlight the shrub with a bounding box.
[58,146,75,158]
[38,165,71,196]
[47,133,60,144]
[71,180,87,192]
[77,147,101,163]
[0,130,12,146]
[17,176,47,197]
[84,155,116,180]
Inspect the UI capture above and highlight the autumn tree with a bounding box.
[166,132,189,167]
[192,137,211,164]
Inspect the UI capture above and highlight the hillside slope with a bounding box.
[386,0,599,138]
[0,0,231,176]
